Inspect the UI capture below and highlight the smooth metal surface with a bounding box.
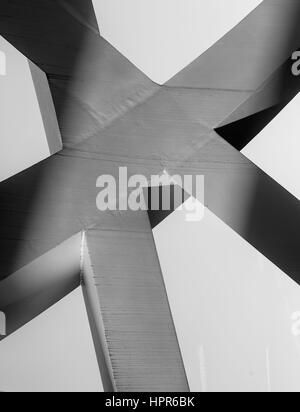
[82,218,189,392]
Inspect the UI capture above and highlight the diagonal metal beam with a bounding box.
[167,0,300,92]
[0,0,157,148]
[0,234,81,341]
[82,215,189,392]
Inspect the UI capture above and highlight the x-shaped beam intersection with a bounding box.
[0,0,300,391]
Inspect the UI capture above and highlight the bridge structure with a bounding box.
[0,0,299,392]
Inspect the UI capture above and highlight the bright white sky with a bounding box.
[0,36,51,182]
[96,0,262,84]
[1,0,300,392]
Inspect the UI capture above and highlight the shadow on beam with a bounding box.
[216,59,300,151]
[0,234,81,341]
